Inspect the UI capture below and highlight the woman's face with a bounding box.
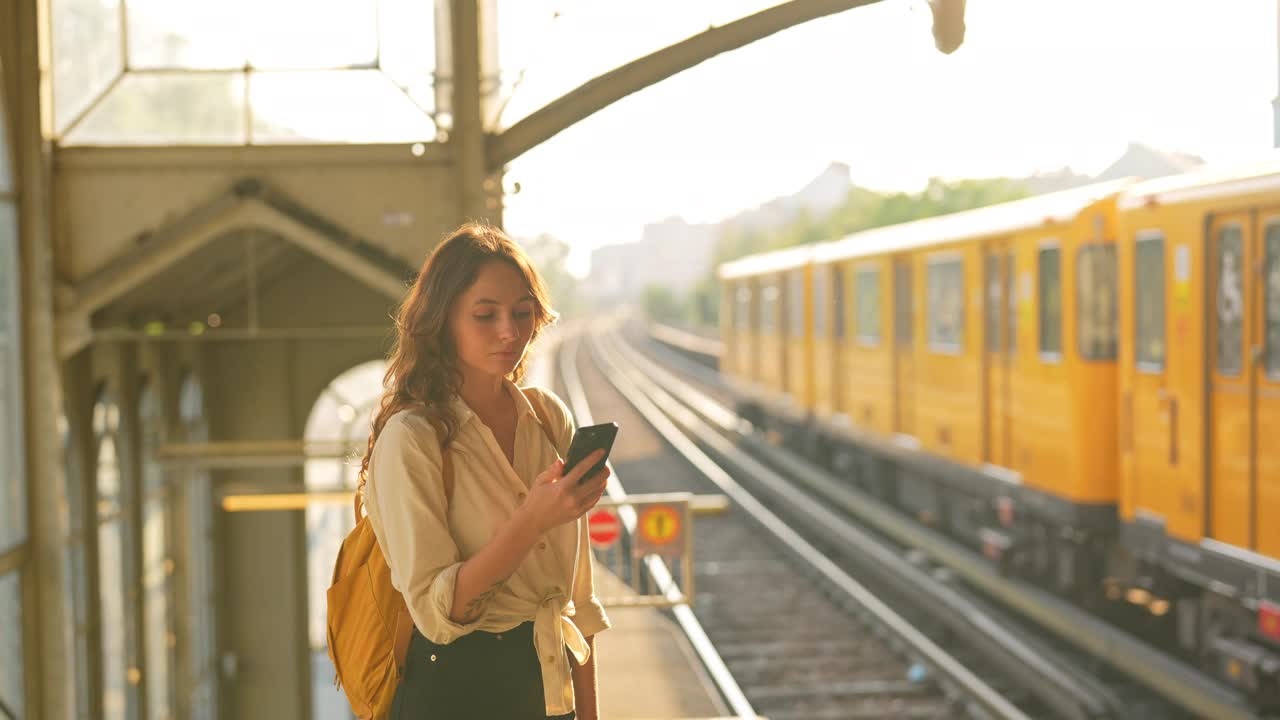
[449,260,538,382]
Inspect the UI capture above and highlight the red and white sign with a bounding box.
[587,508,621,550]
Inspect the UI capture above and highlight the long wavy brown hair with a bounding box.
[358,223,559,487]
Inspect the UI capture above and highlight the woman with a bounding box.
[359,223,611,719]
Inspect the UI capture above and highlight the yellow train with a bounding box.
[718,157,1280,705]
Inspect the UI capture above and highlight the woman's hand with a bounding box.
[520,451,611,534]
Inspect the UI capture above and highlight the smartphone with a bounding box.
[563,422,619,484]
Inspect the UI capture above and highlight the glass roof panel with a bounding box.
[249,70,434,143]
[377,0,439,113]
[52,0,124,133]
[64,72,247,145]
[245,0,379,69]
[126,0,246,69]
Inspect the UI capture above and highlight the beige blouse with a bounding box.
[363,380,611,716]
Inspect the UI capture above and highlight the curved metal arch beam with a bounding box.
[488,0,885,172]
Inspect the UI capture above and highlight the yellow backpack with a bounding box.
[326,390,558,719]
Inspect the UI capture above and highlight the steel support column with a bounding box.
[450,0,497,225]
[9,0,72,716]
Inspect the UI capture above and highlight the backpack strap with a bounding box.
[354,416,455,524]
[521,387,561,454]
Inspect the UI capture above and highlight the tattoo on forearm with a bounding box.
[459,579,506,623]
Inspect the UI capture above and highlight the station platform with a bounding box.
[528,336,744,719]
[592,566,732,719]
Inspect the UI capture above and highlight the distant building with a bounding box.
[1017,142,1205,194]
[1092,142,1204,182]
[588,162,854,301]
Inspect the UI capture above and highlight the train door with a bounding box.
[762,273,784,393]
[983,246,1015,467]
[1209,212,1280,555]
[735,278,757,383]
[893,258,916,436]
[1258,217,1280,558]
[1130,231,1179,522]
[830,264,846,417]
[1208,213,1253,548]
[784,268,801,398]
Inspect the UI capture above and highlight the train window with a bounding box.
[832,266,846,341]
[759,281,778,334]
[1135,235,1166,370]
[1038,246,1063,359]
[1215,225,1245,376]
[927,257,964,353]
[734,284,752,332]
[813,267,827,338]
[855,267,881,345]
[985,254,1001,353]
[1268,223,1280,377]
[1077,245,1118,361]
[895,262,913,348]
[788,269,805,338]
[1007,252,1016,354]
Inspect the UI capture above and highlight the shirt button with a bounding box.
[430,654,437,662]
[495,634,503,641]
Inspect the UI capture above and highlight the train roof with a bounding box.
[1117,151,1280,210]
[718,243,816,280]
[813,178,1133,265]
[716,180,1131,279]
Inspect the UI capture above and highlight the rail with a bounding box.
[646,320,723,369]
[557,333,758,719]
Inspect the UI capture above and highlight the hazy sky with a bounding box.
[495,0,1280,275]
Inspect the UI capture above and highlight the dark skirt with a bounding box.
[390,621,575,720]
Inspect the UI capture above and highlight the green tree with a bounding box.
[519,233,581,320]
[640,284,686,326]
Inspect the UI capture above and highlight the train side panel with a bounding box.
[1117,202,1208,547]
[812,262,839,418]
[914,244,984,466]
[724,278,757,384]
[842,258,895,435]
[756,273,787,401]
[1009,199,1121,507]
[1067,201,1122,505]
[783,267,815,412]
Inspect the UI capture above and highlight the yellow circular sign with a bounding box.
[638,505,681,545]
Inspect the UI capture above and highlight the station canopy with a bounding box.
[49,0,789,146]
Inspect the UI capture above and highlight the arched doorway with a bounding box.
[303,360,386,720]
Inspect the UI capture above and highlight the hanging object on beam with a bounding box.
[929,0,967,54]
